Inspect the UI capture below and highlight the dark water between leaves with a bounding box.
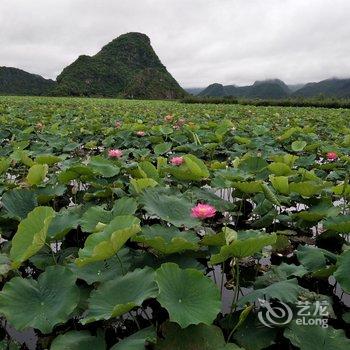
[210,265,350,313]
[5,265,349,350]
[4,190,350,349]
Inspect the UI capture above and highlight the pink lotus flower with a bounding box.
[170,156,184,166]
[36,122,44,130]
[327,152,337,161]
[177,118,186,127]
[164,114,173,123]
[108,149,123,158]
[136,131,145,137]
[191,203,217,220]
[115,121,122,128]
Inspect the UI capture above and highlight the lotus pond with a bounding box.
[0,96,349,349]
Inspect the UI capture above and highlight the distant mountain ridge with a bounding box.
[0,67,55,96]
[197,78,350,99]
[185,87,205,95]
[198,79,291,99]
[292,78,350,98]
[54,32,186,98]
[0,33,185,99]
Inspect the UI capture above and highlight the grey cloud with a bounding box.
[0,0,349,87]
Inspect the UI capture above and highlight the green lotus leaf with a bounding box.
[234,135,251,145]
[130,178,158,193]
[155,323,242,350]
[296,245,337,272]
[332,183,350,195]
[189,187,235,211]
[2,189,37,219]
[167,154,209,181]
[238,278,306,305]
[11,149,34,167]
[254,263,308,288]
[291,140,307,152]
[138,160,159,181]
[81,267,158,324]
[35,184,66,204]
[289,181,325,197]
[260,183,280,206]
[29,245,59,270]
[111,326,156,350]
[154,142,172,156]
[253,194,275,215]
[232,313,277,350]
[298,168,320,181]
[140,189,199,228]
[58,165,95,184]
[80,206,113,233]
[88,156,120,178]
[0,339,21,350]
[210,231,277,264]
[251,208,278,228]
[0,266,79,333]
[48,206,81,240]
[324,215,350,233]
[50,330,106,350]
[0,253,11,278]
[284,322,350,350]
[10,206,55,268]
[343,312,350,323]
[132,225,199,255]
[155,263,221,328]
[159,125,173,135]
[35,154,62,165]
[70,248,131,285]
[268,162,293,176]
[238,156,268,174]
[231,181,263,193]
[76,215,141,266]
[128,164,148,179]
[270,153,299,166]
[63,142,81,152]
[269,175,290,194]
[112,197,138,215]
[200,230,226,247]
[26,163,48,186]
[0,157,11,174]
[291,144,313,161]
[294,201,340,222]
[215,119,234,139]
[334,250,350,293]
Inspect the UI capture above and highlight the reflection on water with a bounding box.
[209,265,254,313]
[3,323,37,350]
[209,263,350,316]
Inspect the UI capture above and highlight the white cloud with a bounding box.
[0,0,349,87]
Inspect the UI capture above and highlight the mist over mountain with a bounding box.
[292,78,350,98]
[288,84,305,93]
[185,87,205,95]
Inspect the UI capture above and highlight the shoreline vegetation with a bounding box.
[181,96,350,109]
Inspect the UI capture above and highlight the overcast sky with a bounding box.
[1,0,349,87]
